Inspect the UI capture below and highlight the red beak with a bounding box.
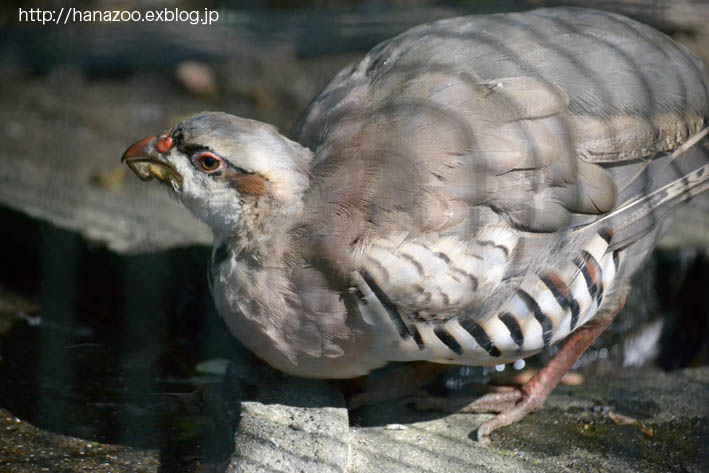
[121,135,182,189]
[121,136,156,162]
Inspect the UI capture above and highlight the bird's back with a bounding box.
[291,8,708,367]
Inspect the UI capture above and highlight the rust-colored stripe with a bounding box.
[598,227,614,244]
[517,289,552,347]
[574,250,602,300]
[540,272,581,331]
[226,171,267,196]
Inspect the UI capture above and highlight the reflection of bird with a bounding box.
[122,8,708,442]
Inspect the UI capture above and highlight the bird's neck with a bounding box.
[214,195,304,266]
[212,143,313,264]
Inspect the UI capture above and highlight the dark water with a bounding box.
[0,205,246,469]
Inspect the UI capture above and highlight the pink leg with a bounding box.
[474,296,627,444]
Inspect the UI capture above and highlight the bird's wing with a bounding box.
[291,8,708,360]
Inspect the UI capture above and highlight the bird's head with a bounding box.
[122,112,312,238]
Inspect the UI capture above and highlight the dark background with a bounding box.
[0,1,707,471]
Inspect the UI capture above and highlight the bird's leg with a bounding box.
[476,293,627,443]
[413,291,628,444]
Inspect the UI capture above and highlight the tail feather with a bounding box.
[581,129,709,251]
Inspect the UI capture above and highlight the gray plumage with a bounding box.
[122,8,708,378]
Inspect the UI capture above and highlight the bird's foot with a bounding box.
[473,375,554,445]
[409,367,575,445]
[408,384,537,446]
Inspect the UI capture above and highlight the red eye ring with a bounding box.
[192,152,223,173]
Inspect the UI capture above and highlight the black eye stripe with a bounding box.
[172,130,184,146]
[182,144,209,156]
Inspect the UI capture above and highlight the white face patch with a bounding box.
[160,112,313,240]
[166,152,244,236]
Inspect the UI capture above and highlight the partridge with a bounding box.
[122,8,709,442]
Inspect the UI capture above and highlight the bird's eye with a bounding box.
[192,152,223,173]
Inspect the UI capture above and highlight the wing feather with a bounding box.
[292,8,707,320]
